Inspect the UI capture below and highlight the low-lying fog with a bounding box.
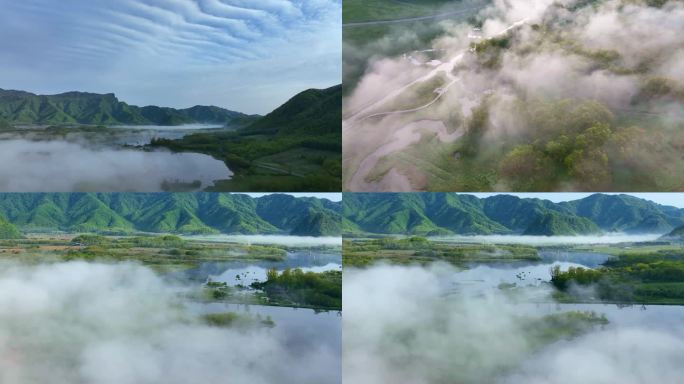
[108,124,226,146]
[186,235,343,247]
[0,261,340,384]
[109,124,224,131]
[429,234,662,245]
[344,264,684,384]
[4,124,227,146]
[0,139,231,191]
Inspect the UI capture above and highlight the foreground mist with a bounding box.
[343,264,684,384]
[430,234,662,245]
[0,262,338,384]
[186,235,343,247]
[0,140,231,191]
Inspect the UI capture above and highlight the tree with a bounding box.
[499,145,555,190]
[266,268,278,282]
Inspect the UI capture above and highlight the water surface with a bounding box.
[0,139,231,191]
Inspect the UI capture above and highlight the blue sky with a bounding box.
[0,0,341,114]
[470,193,684,208]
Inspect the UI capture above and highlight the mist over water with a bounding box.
[344,264,684,384]
[109,124,224,131]
[0,261,340,384]
[2,124,227,146]
[186,235,343,247]
[430,234,662,245]
[107,124,226,146]
[0,139,232,191]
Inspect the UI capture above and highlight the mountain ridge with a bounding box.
[344,193,684,236]
[0,88,259,126]
[0,193,341,237]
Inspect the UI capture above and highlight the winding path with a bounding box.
[344,19,529,191]
[347,120,464,191]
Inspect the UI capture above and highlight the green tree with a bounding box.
[266,268,278,282]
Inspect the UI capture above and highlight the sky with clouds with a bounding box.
[0,0,341,114]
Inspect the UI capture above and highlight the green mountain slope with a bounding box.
[344,193,684,236]
[0,89,258,126]
[522,212,600,236]
[0,216,22,239]
[0,193,341,236]
[246,84,342,137]
[662,224,684,240]
[559,194,684,233]
[343,193,508,235]
[150,84,342,192]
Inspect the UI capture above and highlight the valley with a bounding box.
[0,86,341,192]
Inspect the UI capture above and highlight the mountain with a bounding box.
[245,84,341,137]
[522,212,600,236]
[661,224,684,240]
[148,84,342,192]
[343,193,684,236]
[0,193,341,237]
[558,194,684,233]
[0,89,258,126]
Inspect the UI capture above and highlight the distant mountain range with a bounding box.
[0,89,259,126]
[343,193,684,236]
[0,193,341,237]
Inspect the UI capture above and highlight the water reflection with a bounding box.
[181,251,342,286]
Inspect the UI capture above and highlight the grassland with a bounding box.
[0,234,299,271]
[150,130,340,192]
[201,312,276,329]
[343,236,539,267]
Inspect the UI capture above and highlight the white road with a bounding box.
[344,19,528,191]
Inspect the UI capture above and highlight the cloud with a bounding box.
[0,261,339,384]
[502,328,684,384]
[0,0,341,114]
[343,0,684,191]
[187,234,342,246]
[0,139,232,191]
[430,234,663,245]
[343,264,684,384]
